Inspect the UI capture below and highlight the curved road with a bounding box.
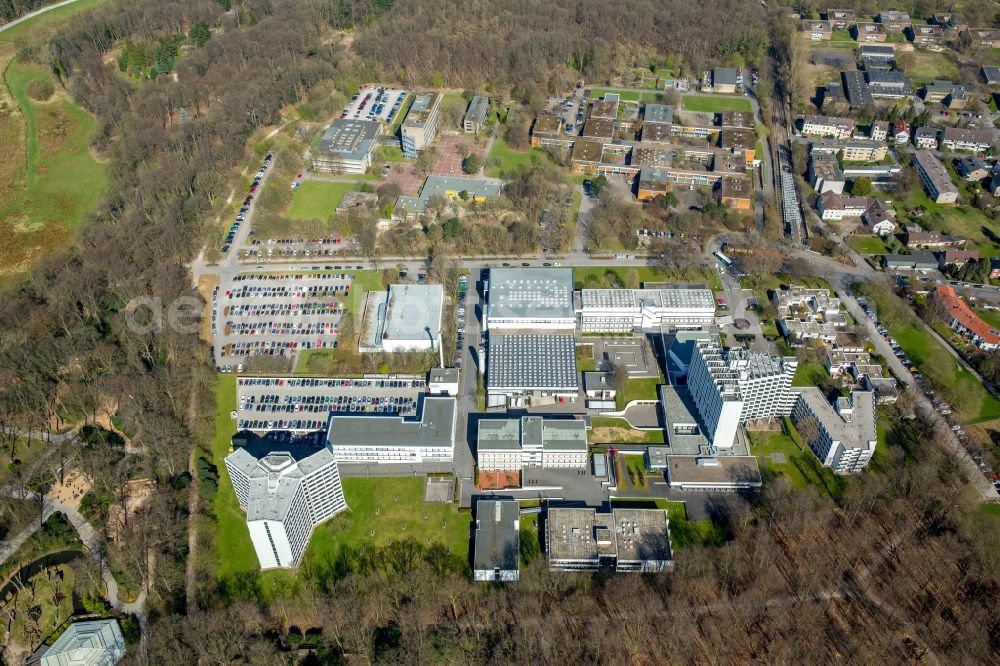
[0,0,87,35]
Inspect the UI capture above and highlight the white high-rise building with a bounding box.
[792,389,877,474]
[686,338,797,449]
[225,447,347,569]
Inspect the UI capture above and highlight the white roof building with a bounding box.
[34,620,125,666]
[486,268,576,330]
[225,445,348,569]
[325,396,457,464]
[577,288,716,333]
[360,284,444,353]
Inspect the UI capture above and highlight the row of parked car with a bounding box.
[233,273,356,283]
[221,153,272,254]
[238,377,424,389]
[454,275,468,369]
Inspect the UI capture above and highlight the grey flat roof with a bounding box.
[796,388,876,450]
[584,371,613,392]
[644,103,674,125]
[666,455,762,486]
[488,268,575,321]
[402,92,440,129]
[315,119,380,160]
[714,67,738,85]
[659,384,710,454]
[478,415,587,452]
[466,95,489,121]
[474,499,520,573]
[487,334,579,391]
[429,367,460,384]
[547,506,671,564]
[326,396,456,449]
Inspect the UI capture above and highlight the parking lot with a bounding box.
[235,375,426,432]
[239,238,362,262]
[340,85,409,124]
[213,272,354,371]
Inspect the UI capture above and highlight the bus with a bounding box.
[713,251,733,268]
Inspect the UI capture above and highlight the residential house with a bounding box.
[869,120,888,142]
[854,22,888,42]
[825,9,856,30]
[863,199,896,236]
[801,115,854,139]
[931,13,965,32]
[938,249,980,268]
[903,223,966,249]
[858,44,896,70]
[817,193,870,220]
[713,67,739,93]
[990,172,1000,196]
[877,10,910,32]
[892,120,910,144]
[934,286,1000,350]
[940,127,994,153]
[962,27,1000,49]
[865,70,913,99]
[803,19,833,40]
[908,24,944,45]
[982,66,1000,86]
[923,80,965,105]
[913,125,939,149]
[991,258,1000,279]
[955,156,990,181]
[719,174,752,211]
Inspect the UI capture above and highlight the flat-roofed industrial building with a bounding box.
[477,416,588,470]
[473,499,520,582]
[577,288,716,333]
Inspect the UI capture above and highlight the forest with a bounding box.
[0,0,996,662]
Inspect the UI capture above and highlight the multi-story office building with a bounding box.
[225,446,348,569]
[477,416,588,470]
[546,507,673,572]
[311,119,381,174]
[401,93,442,158]
[792,389,877,474]
[686,338,797,450]
[325,396,457,463]
[577,288,716,333]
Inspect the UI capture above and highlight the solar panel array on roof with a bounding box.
[487,334,579,390]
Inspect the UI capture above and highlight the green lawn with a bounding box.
[847,235,890,255]
[749,420,846,497]
[974,307,1000,329]
[0,60,106,236]
[286,181,357,220]
[905,50,961,85]
[609,499,728,548]
[378,145,408,163]
[589,87,642,102]
[486,138,552,178]
[792,358,829,387]
[865,295,1000,423]
[740,273,832,293]
[574,265,723,291]
[306,476,471,565]
[624,455,648,488]
[617,376,662,409]
[830,29,853,41]
[682,95,752,113]
[210,375,260,578]
[0,0,108,43]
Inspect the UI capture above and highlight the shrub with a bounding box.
[25,78,54,102]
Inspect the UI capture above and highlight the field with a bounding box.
[682,95,752,113]
[0,0,108,44]
[307,477,471,564]
[0,59,106,274]
[589,87,642,102]
[485,138,552,178]
[573,265,723,291]
[749,420,846,497]
[892,185,999,257]
[285,181,357,220]
[905,50,961,85]
[847,235,890,255]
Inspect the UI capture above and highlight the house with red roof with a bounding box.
[934,286,1000,351]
